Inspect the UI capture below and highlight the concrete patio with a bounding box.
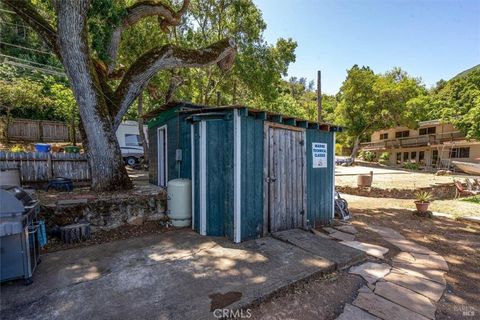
[1,229,364,320]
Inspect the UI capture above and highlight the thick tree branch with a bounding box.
[3,0,60,56]
[107,0,190,74]
[112,38,236,129]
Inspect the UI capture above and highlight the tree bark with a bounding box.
[137,93,149,164]
[56,0,132,191]
[350,136,361,162]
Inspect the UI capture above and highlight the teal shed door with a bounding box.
[198,119,234,239]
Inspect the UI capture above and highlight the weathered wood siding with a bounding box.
[240,115,264,240]
[0,151,90,183]
[306,129,335,226]
[148,127,158,185]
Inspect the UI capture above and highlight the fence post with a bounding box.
[47,152,53,180]
[38,120,43,142]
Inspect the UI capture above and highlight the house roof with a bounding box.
[144,101,342,132]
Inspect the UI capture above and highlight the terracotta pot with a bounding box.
[414,201,430,213]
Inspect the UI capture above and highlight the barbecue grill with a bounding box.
[0,185,41,285]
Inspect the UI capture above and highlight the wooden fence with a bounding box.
[0,151,91,183]
[2,118,81,142]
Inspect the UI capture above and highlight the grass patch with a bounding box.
[461,195,480,204]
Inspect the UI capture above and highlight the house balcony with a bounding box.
[360,131,465,150]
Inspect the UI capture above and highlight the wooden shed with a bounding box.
[146,102,341,243]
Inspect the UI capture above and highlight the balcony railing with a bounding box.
[360,131,465,150]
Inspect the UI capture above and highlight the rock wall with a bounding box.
[40,194,167,232]
[336,185,456,200]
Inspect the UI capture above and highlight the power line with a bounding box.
[3,60,67,77]
[0,40,55,55]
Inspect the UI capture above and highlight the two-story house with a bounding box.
[360,120,480,169]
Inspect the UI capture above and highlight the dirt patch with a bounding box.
[248,272,365,320]
[42,221,172,253]
[349,208,480,320]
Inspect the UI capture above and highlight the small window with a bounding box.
[395,131,410,138]
[403,152,409,162]
[411,152,417,162]
[432,150,438,167]
[450,147,470,159]
[396,152,401,164]
[380,133,389,140]
[419,127,436,135]
[125,134,141,146]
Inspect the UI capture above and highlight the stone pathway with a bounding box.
[332,225,448,320]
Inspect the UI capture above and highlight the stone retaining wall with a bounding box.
[336,184,456,200]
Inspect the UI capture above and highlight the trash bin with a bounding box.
[64,146,80,153]
[34,143,51,153]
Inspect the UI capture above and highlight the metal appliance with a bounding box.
[0,185,41,285]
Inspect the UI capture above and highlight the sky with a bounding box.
[254,0,480,94]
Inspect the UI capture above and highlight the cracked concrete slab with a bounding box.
[374,281,436,319]
[393,252,449,271]
[1,230,341,320]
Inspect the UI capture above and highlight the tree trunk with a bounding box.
[350,136,361,162]
[56,0,131,191]
[137,93,149,164]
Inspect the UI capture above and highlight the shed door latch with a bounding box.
[266,176,277,183]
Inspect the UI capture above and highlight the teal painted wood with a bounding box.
[306,130,335,226]
[192,123,200,233]
[205,119,234,238]
[240,116,264,240]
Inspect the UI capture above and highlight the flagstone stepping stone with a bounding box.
[392,263,446,285]
[341,241,389,259]
[336,303,381,320]
[334,225,358,235]
[330,231,356,241]
[368,226,405,240]
[383,238,435,255]
[394,252,449,271]
[374,281,436,319]
[323,227,338,234]
[353,292,430,320]
[311,228,332,239]
[358,285,373,293]
[383,271,446,302]
[349,262,391,284]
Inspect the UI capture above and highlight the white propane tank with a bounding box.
[167,179,192,227]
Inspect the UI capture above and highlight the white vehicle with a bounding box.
[116,121,148,166]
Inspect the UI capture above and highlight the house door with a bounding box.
[266,125,307,233]
[157,126,167,186]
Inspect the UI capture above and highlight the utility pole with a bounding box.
[317,70,322,122]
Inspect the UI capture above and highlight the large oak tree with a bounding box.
[4,0,236,191]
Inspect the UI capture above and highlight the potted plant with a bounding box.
[414,190,433,213]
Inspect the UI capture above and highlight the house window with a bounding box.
[125,134,141,146]
[396,152,401,164]
[419,127,436,135]
[432,150,438,167]
[411,152,417,162]
[380,133,389,140]
[450,147,470,159]
[419,151,425,164]
[403,152,409,162]
[395,131,410,138]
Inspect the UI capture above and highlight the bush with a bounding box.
[379,152,390,164]
[10,145,25,153]
[403,162,419,170]
[359,151,376,162]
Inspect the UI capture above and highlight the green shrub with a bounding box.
[379,152,390,164]
[359,151,376,162]
[403,162,419,170]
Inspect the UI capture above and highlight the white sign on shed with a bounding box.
[312,142,328,168]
